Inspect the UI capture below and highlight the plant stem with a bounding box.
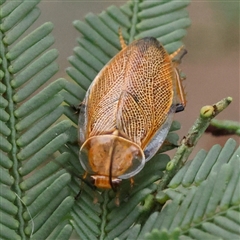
[157,97,233,192]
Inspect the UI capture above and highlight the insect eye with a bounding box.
[90,176,95,186]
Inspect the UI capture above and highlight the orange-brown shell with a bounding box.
[79,37,178,188]
[80,37,175,149]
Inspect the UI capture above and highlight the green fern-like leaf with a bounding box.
[0,0,74,239]
[134,138,240,240]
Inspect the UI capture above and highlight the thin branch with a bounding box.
[157,97,233,193]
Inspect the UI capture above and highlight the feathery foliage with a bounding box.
[142,138,240,240]
[0,0,75,239]
[0,0,238,240]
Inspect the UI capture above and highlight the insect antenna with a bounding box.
[74,176,97,200]
[52,157,95,199]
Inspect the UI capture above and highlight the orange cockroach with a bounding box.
[78,33,186,190]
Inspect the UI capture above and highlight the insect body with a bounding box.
[79,36,186,189]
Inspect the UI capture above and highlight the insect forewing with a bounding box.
[79,37,177,181]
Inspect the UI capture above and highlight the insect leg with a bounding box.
[170,46,187,113]
[170,46,187,63]
[70,102,84,114]
[174,68,187,113]
[118,27,127,49]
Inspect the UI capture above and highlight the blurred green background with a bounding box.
[36,0,239,157]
